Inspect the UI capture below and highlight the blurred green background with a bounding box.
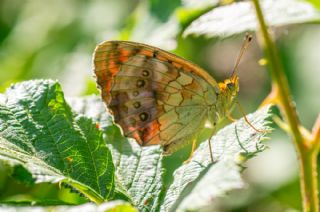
[0,0,319,211]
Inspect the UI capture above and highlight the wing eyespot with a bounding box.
[133,90,139,96]
[142,70,150,77]
[133,101,141,108]
[139,112,149,122]
[136,79,145,88]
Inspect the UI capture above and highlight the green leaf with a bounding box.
[69,96,273,211]
[118,2,180,51]
[184,0,320,37]
[182,0,219,8]
[160,105,273,211]
[306,0,320,10]
[0,80,114,203]
[0,201,137,212]
[68,96,164,212]
[176,6,215,30]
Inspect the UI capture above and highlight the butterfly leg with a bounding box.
[183,138,197,164]
[227,114,237,122]
[236,101,270,133]
[208,135,214,163]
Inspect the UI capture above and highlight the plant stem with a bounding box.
[252,2,303,146]
[251,0,319,211]
[300,149,319,212]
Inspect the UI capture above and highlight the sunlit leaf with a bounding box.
[160,105,273,211]
[68,96,164,212]
[184,0,320,37]
[306,0,320,10]
[182,0,219,8]
[0,201,137,212]
[69,96,272,211]
[0,80,114,203]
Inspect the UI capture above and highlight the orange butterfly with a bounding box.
[93,40,245,157]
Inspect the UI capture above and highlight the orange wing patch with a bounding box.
[94,42,138,103]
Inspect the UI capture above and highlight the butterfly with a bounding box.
[93,40,241,156]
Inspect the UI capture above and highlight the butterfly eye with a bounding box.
[226,82,234,90]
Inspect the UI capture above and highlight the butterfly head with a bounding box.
[217,75,239,114]
[219,75,239,97]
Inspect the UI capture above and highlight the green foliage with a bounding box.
[68,96,164,211]
[0,0,319,211]
[184,0,320,37]
[0,80,114,203]
[69,96,272,211]
[160,106,271,211]
[306,0,320,10]
[0,201,137,212]
[0,82,272,210]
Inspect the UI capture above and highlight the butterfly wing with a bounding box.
[94,41,219,153]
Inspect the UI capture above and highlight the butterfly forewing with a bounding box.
[94,41,219,152]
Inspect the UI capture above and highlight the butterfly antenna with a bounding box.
[230,34,253,78]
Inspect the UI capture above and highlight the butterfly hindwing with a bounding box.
[94,41,219,152]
